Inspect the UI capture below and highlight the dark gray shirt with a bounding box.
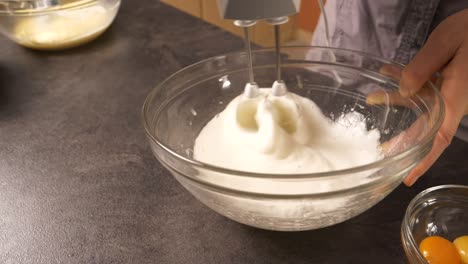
[312,0,468,141]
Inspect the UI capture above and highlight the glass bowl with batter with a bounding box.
[142,46,444,231]
[0,0,120,50]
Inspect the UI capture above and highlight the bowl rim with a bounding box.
[401,184,468,264]
[142,46,445,179]
[0,0,106,15]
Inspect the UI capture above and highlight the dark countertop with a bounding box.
[0,1,467,263]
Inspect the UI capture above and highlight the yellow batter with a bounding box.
[13,4,117,50]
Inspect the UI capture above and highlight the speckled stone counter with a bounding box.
[0,1,467,263]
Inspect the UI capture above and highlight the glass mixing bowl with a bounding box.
[142,47,444,231]
[0,0,120,50]
[402,185,468,263]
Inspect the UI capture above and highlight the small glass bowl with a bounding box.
[0,0,120,50]
[143,47,444,231]
[401,185,468,263]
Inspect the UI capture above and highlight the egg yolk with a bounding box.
[419,236,461,264]
[454,236,468,264]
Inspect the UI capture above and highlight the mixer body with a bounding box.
[216,0,300,22]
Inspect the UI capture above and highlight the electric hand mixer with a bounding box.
[216,0,301,98]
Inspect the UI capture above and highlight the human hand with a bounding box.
[400,9,468,186]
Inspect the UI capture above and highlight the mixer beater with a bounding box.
[216,0,301,98]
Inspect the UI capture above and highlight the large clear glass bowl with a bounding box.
[142,47,444,231]
[0,0,120,50]
[402,185,468,263]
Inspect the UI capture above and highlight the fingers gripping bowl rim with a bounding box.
[142,46,445,231]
